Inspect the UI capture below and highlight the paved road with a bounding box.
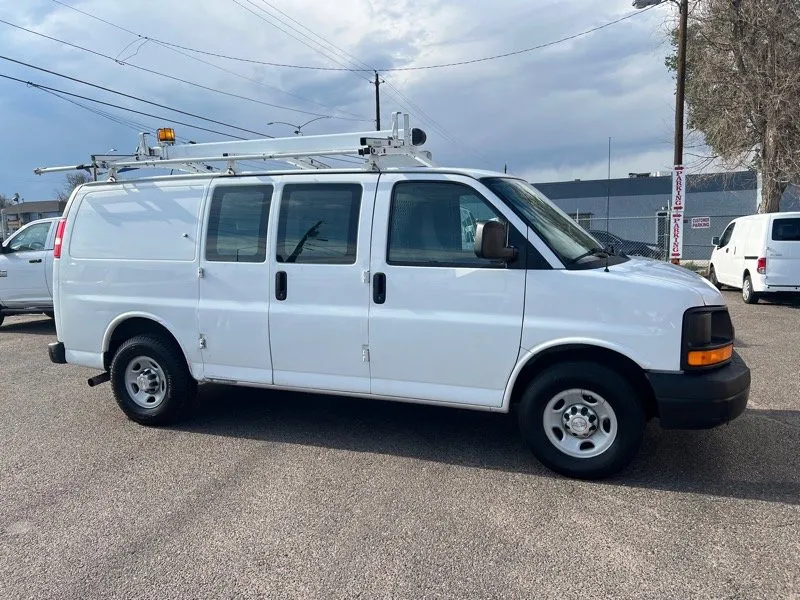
[0,292,798,599]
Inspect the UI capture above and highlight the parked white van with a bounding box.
[708,212,800,304]
[44,117,750,479]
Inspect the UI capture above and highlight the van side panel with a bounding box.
[59,181,207,372]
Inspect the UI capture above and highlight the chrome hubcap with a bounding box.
[543,389,618,459]
[124,356,167,409]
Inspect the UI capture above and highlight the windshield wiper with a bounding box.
[569,247,609,265]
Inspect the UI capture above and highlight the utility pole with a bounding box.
[633,0,690,265]
[674,0,688,167]
[374,71,381,130]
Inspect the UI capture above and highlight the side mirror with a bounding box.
[474,220,517,261]
[0,243,8,254]
[712,236,720,247]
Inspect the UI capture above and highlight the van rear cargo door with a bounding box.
[767,216,800,288]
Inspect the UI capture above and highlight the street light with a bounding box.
[267,116,331,136]
[634,0,689,265]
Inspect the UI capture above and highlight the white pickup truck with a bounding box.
[0,217,59,327]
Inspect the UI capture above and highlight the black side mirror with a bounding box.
[712,236,720,247]
[474,220,517,262]
[0,243,8,254]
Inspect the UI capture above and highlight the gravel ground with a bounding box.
[0,291,798,599]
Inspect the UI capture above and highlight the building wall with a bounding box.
[532,171,759,261]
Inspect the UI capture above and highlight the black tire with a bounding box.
[742,274,759,304]
[517,361,646,480]
[44,311,55,320]
[708,265,722,289]
[109,334,197,426]
[0,313,4,328]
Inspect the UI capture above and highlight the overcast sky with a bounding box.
[0,0,683,201]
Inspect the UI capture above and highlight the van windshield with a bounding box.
[480,177,606,265]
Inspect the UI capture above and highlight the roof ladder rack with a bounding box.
[34,112,434,179]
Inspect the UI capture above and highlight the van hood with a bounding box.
[608,257,725,306]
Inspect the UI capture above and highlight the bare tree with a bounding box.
[55,173,91,203]
[0,193,9,209]
[670,0,800,212]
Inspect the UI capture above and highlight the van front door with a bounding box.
[268,175,375,394]
[198,181,274,384]
[367,174,527,408]
[714,222,736,286]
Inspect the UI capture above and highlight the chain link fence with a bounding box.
[571,211,749,271]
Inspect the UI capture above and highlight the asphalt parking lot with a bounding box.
[0,291,798,600]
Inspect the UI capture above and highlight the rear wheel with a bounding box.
[742,274,759,304]
[517,362,646,480]
[708,265,722,289]
[110,334,196,425]
[0,312,4,328]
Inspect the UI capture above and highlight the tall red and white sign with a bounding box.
[670,165,686,264]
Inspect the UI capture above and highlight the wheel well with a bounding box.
[104,317,185,371]
[743,269,751,281]
[509,345,658,419]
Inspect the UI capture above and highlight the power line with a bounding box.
[0,55,271,137]
[48,6,655,72]
[39,87,155,134]
[229,0,372,81]
[0,72,251,140]
[0,18,367,122]
[254,0,374,71]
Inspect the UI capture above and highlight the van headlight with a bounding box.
[681,307,735,370]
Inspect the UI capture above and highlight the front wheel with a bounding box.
[110,334,197,425]
[742,274,759,304]
[517,362,646,480]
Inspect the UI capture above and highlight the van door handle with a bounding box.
[275,271,287,301]
[373,272,386,304]
[29,258,42,263]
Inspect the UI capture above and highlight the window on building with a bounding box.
[276,183,362,264]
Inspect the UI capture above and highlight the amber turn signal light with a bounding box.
[687,344,733,367]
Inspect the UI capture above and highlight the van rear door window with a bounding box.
[771,218,800,241]
[206,185,273,263]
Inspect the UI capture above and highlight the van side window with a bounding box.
[206,185,273,263]
[718,223,735,247]
[387,181,506,267]
[772,218,800,241]
[276,183,362,264]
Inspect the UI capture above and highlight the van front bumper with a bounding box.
[647,352,750,429]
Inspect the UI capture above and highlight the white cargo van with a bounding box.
[709,212,800,303]
[43,116,750,479]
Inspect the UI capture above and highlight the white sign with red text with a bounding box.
[670,166,686,262]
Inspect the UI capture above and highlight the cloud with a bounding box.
[0,0,685,199]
